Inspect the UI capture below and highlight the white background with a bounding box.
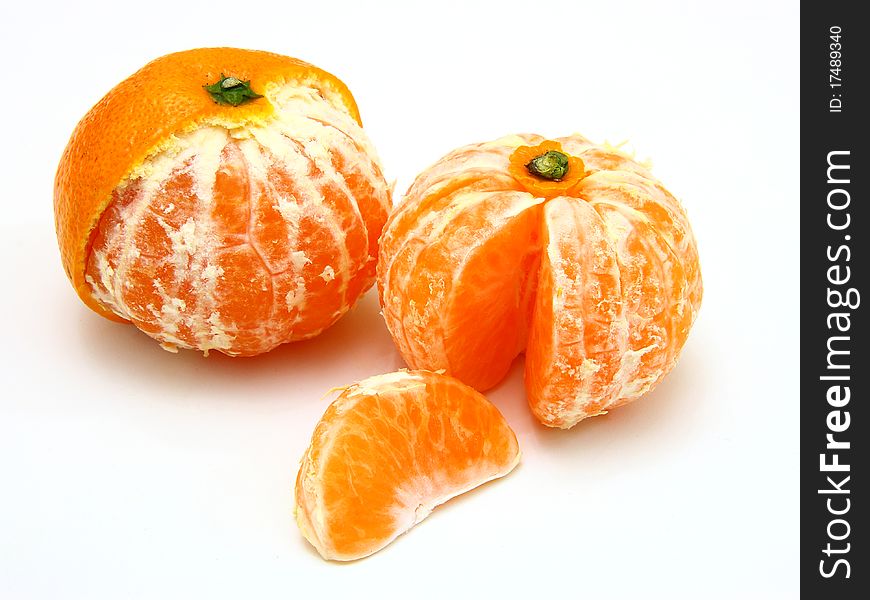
[1,1,799,598]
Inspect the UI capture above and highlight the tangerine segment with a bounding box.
[295,370,520,561]
[525,194,696,428]
[525,198,628,427]
[84,84,390,356]
[379,190,545,390]
[590,200,691,408]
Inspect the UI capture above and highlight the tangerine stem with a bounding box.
[525,150,570,181]
[204,74,263,106]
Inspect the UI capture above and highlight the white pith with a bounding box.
[86,84,390,356]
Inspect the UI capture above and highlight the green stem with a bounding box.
[204,74,263,106]
[526,150,569,181]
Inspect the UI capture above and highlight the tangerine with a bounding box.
[378,134,702,428]
[55,48,390,356]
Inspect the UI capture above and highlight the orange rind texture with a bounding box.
[55,48,390,355]
[294,370,520,561]
[378,133,702,428]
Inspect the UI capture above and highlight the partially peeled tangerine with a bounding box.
[54,48,391,356]
[377,133,703,428]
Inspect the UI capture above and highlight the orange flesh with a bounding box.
[378,134,703,427]
[441,199,542,389]
[295,370,520,561]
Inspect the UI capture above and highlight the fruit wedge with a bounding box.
[295,370,520,561]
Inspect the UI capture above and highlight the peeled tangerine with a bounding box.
[54,48,390,356]
[295,370,520,561]
[378,134,703,428]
